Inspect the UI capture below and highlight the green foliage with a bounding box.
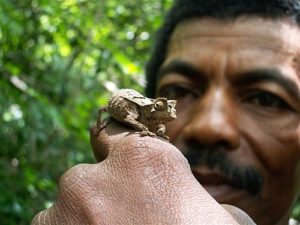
[0,0,172,224]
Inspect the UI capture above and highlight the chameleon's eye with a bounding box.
[155,100,167,111]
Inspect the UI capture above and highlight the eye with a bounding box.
[158,84,199,100]
[244,90,290,110]
[154,100,167,111]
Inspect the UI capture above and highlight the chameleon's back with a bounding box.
[117,89,153,106]
[107,89,142,123]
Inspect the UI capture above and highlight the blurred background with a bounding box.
[0,0,299,224]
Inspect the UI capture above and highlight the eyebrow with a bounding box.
[157,60,205,81]
[234,69,300,100]
[158,60,299,100]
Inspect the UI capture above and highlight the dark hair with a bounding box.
[145,0,300,97]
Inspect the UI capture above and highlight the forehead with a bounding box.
[167,17,300,78]
[170,17,300,50]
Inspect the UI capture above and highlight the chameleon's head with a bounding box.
[151,97,177,121]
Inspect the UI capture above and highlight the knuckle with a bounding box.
[31,210,47,225]
[59,164,90,188]
[58,164,96,201]
[113,135,189,173]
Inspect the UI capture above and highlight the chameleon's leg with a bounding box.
[123,114,156,137]
[96,107,108,134]
[140,130,156,137]
[156,124,169,140]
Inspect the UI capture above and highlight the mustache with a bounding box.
[184,146,264,196]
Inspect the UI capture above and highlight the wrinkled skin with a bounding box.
[157,18,300,225]
[31,122,255,225]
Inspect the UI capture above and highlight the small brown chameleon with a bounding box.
[96,89,177,139]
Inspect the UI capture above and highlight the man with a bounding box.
[32,0,300,224]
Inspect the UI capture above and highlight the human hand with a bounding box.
[31,121,255,224]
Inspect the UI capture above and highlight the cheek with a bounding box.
[249,117,300,173]
[242,113,300,204]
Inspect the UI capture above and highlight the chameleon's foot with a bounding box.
[156,128,169,140]
[95,118,111,135]
[95,107,109,135]
[161,134,170,140]
[140,130,156,137]
[156,132,169,140]
[95,124,106,135]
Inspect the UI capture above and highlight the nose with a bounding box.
[182,89,240,151]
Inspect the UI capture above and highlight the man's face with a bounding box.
[156,18,300,225]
